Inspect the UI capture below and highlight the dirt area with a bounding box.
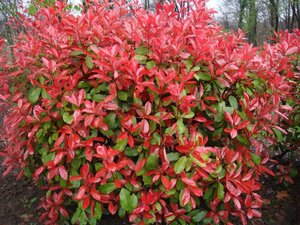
[250,172,300,225]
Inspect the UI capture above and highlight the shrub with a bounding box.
[0,1,299,225]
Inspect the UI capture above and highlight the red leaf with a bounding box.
[90,188,101,201]
[33,166,45,179]
[181,177,197,187]
[145,101,152,115]
[59,207,69,218]
[75,186,87,200]
[224,112,233,125]
[58,166,68,180]
[141,119,149,134]
[226,181,241,197]
[108,202,118,215]
[135,158,147,173]
[161,175,171,189]
[181,188,190,206]
[188,185,203,197]
[80,163,89,179]
[54,152,64,165]
[82,196,90,210]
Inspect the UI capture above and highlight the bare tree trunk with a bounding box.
[291,0,297,29]
[238,0,247,29]
[269,0,279,32]
[248,0,257,45]
[296,0,300,28]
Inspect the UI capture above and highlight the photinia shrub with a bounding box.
[0,1,299,225]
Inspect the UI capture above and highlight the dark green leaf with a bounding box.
[193,211,207,223]
[118,91,128,101]
[145,154,158,170]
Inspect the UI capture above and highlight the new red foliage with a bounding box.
[0,0,299,225]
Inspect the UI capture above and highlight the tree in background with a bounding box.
[248,0,257,44]
[0,0,21,45]
[218,0,300,44]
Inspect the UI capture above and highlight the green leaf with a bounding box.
[146,60,155,69]
[28,87,42,103]
[181,111,195,119]
[79,211,87,225]
[167,152,179,161]
[70,50,85,56]
[203,187,214,200]
[104,113,116,128]
[251,153,261,165]
[191,66,200,72]
[120,188,136,212]
[184,60,193,70]
[272,128,284,143]
[99,183,116,194]
[28,4,36,15]
[86,56,93,69]
[24,167,32,178]
[229,96,238,108]
[193,211,207,223]
[289,168,298,178]
[115,139,128,151]
[217,183,224,200]
[130,193,138,211]
[42,152,55,165]
[135,46,148,55]
[94,202,102,220]
[177,118,185,134]
[125,147,139,157]
[237,135,249,145]
[63,112,73,124]
[118,207,126,218]
[145,154,158,170]
[134,55,147,62]
[174,156,187,174]
[41,88,51,99]
[118,91,128,101]
[194,72,212,81]
[92,94,106,102]
[71,207,81,224]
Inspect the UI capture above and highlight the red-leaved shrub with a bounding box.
[0,1,299,224]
